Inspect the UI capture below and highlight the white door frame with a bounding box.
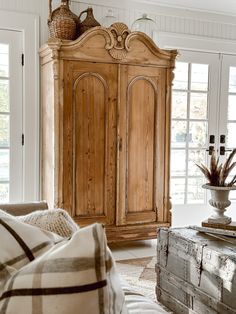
[0,10,39,201]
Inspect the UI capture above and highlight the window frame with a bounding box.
[170,50,220,205]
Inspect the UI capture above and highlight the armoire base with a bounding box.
[105,223,170,243]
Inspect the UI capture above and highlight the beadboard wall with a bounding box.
[70,0,236,42]
[1,0,236,49]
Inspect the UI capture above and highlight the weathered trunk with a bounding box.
[156,228,236,314]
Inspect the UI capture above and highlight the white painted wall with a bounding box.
[70,0,236,50]
[172,203,236,228]
[1,0,236,46]
[140,0,236,16]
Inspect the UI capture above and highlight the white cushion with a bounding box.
[0,223,128,314]
[17,208,79,237]
[123,287,168,313]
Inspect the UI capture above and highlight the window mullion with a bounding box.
[185,63,191,204]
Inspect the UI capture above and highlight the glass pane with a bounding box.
[228,95,236,120]
[191,64,209,91]
[187,177,205,204]
[171,150,186,176]
[227,123,236,148]
[0,44,9,77]
[173,62,188,90]
[190,93,208,119]
[188,149,206,176]
[0,149,9,181]
[170,178,185,204]
[0,44,8,54]
[229,67,236,93]
[0,80,9,112]
[189,121,207,148]
[172,92,187,119]
[0,115,9,147]
[171,121,187,148]
[0,183,9,203]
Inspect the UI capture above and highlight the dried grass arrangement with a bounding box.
[196,148,236,187]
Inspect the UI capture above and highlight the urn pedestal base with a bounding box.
[207,215,231,225]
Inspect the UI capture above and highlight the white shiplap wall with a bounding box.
[71,1,236,45]
[0,0,236,48]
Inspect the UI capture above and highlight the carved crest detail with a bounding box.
[108,23,130,60]
[43,23,177,63]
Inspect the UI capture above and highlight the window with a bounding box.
[0,11,39,203]
[0,30,23,202]
[171,61,209,204]
[170,51,236,206]
[219,56,236,201]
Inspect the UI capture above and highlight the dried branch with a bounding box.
[196,148,236,187]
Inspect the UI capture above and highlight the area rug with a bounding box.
[116,256,172,313]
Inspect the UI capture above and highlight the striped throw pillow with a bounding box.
[0,223,128,314]
[0,210,63,293]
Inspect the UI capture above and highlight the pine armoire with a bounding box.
[39,23,177,242]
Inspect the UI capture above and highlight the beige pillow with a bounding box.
[0,223,128,314]
[18,208,79,238]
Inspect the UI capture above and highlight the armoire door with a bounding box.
[117,65,167,225]
[63,61,118,225]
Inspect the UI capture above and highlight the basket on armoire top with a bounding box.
[48,0,79,40]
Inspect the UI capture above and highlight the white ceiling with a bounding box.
[136,0,236,16]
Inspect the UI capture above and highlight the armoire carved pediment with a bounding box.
[40,23,177,242]
[40,23,177,66]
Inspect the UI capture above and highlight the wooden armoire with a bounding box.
[39,23,177,242]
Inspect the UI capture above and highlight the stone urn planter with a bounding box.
[203,184,236,225]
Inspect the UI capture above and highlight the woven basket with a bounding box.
[48,0,78,40]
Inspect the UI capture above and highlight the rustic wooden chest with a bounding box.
[156,228,236,314]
